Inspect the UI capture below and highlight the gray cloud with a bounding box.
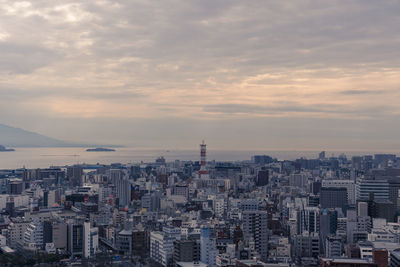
[203,103,393,117]
[0,42,61,74]
[0,0,399,150]
[340,90,386,95]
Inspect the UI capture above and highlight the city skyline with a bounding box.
[0,1,399,150]
[2,1,400,266]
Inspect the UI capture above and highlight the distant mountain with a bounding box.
[0,145,14,151]
[0,123,112,147]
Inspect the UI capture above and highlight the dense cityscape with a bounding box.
[0,0,399,266]
[0,142,399,266]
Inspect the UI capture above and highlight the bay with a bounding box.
[0,147,397,169]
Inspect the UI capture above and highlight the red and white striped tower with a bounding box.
[198,140,208,177]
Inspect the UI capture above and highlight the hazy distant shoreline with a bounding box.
[0,146,398,169]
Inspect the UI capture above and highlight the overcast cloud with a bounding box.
[0,0,399,150]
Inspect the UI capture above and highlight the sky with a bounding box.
[0,0,399,150]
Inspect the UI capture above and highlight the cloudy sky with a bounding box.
[0,0,399,150]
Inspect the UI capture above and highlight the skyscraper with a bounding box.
[242,210,269,261]
[320,187,348,212]
[200,228,218,267]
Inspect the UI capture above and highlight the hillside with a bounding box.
[0,123,76,147]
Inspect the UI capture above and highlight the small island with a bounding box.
[86,147,115,152]
[0,145,15,152]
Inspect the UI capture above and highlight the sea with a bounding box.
[0,147,398,169]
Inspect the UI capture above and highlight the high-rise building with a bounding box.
[83,221,98,258]
[387,177,400,209]
[67,166,83,187]
[325,235,342,257]
[116,177,131,208]
[7,218,30,249]
[390,250,400,267]
[256,169,269,186]
[242,210,269,261]
[322,180,356,204]
[174,239,200,264]
[289,174,307,188]
[7,179,23,195]
[320,187,348,212]
[356,179,389,201]
[358,202,369,217]
[68,222,84,257]
[200,228,218,267]
[24,219,44,250]
[294,232,320,258]
[150,227,181,267]
[298,207,320,234]
[320,209,338,253]
[52,221,67,249]
[117,229,132,255]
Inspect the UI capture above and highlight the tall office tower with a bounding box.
[43,221,52,247]
[325,235,342,257]
[256,169,269,186]
[198,140,209,178]
[116,177,131,208]
[370,200,396,222]
[108,169,123,184]
[200,228,218,267]
[311,181,322,195]
[83,221,98,258]
[67,166,83,187]
[387,177,400,209]
[320,209,338,253]
[298,207,320,234]
[356,179,389,201]
[242,210,269,261]
[322,180,356,204]
[67,222,84,257]
[319,151,326,160]
[109,169,131,208]
[320,187,348,212]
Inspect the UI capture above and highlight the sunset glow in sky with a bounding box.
[0,1,399,150]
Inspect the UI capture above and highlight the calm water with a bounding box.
[0,147,397,169]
